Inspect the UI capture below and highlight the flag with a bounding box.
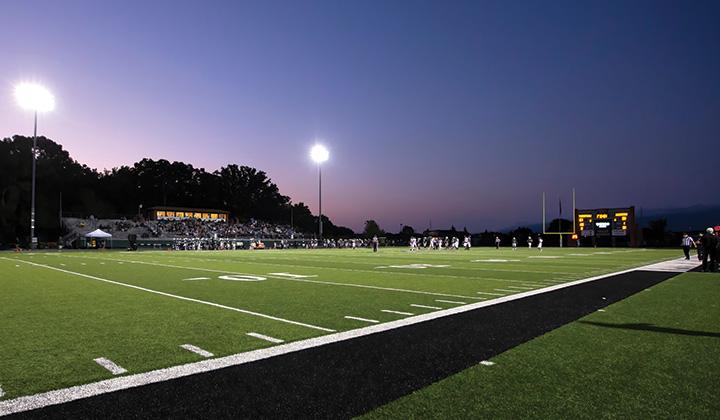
[559,197,562,217]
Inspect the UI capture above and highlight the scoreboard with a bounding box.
[575,207,636,247]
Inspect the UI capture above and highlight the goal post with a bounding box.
[542,188,576,248]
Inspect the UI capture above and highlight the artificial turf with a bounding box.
[0,247,680,402]
[361,271,720,419]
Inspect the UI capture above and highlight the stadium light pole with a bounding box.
[310,144,329,241]
[15,83,55,249]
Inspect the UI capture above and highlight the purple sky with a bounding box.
[1,0,718,232]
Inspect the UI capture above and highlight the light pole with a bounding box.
[310,144,329,241]
[15,83,55,249]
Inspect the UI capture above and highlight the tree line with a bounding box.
[0,135,353,246]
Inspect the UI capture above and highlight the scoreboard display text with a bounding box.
[577,209,632,237]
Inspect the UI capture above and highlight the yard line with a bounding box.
[381,310,414,316]
[435,299,466,305]
[246,332,285,344]
[494,289,519,293]
[344,316,380,324]
[479,360,495,366]
[64,256,485,301]
[182,277,210,281]
[477,291,505,296]
[2,257,335,333]
[506,286,535,290]
[410,304,442,310]
[522,283,545,287]
[94,358,127,375]
[180,344,214,358]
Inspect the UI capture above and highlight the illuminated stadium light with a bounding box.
[14,82,55,113]
[310,144,329,164]
[15,81,55,249]
[310,143,329,240]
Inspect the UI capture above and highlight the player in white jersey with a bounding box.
[527,236,533,249]
[512,237,517,250]
[463,235,471,250]
[537,236,543,251]
[409,237,418,251]
[452,237,460,250]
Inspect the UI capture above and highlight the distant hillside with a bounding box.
[637,205,720,231]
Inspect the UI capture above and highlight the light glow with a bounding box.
[310,144,329,164]
[14,82,55,113]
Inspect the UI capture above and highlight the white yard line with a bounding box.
[344,316,380,324]
[479,360,495,366]
[477,291,505,296]
[506,286,535,290]
[435,299,466,305]
[180,344,214,358]
[0,255,694,417]
[410,304,442,310]
[1,258,335,333]
[246,332,285,344]
[381,310,414,316]
[182,277,211,281]
[94,358,127,376]
[57,255,485,301]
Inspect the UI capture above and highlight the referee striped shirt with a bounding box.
[682,236,695,247]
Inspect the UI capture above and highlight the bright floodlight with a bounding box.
[310,144,329,164]
[15,83,55,113]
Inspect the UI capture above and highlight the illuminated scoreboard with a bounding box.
[575,207,636,246]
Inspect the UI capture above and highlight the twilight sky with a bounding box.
[1,0,718,232]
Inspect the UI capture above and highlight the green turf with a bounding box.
[0,247,679,400]
[361,271,720,419]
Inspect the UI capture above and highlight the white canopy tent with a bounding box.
[85,229,112,248]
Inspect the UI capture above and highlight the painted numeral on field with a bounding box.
[268,272,318,278]
[94,357,127,375]
[218,274,266,282]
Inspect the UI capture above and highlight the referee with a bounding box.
[681,233,695,260]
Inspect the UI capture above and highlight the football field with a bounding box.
[0,247,681,413]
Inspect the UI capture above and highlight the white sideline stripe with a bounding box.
[183,277,210,281]
[410,304,442,310]
[0,256,690,417]
[1,258,334,333]
[246,333,285,344]
[344,316,379,324]
[94,358,127,375]
[479,360,495,366]
[435,299,466,305]
[506,286,535,290]
[180,344,214,358]
[67,256,484,301]
[381,310,414,316]
[494,289,518,293]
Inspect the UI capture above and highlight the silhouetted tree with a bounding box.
[0,135,353,246]
[363,220,383,237]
